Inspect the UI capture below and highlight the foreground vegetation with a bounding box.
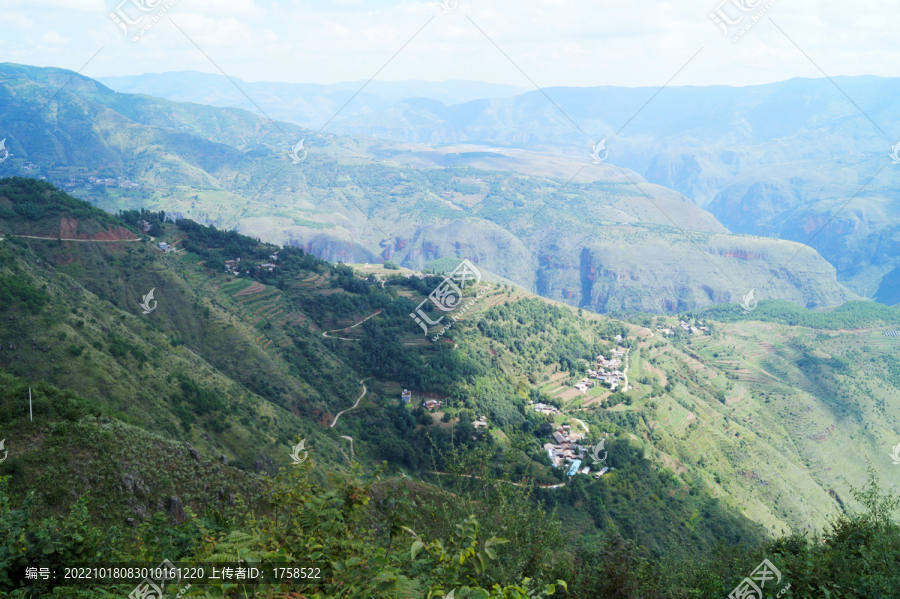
[3,451,900,597]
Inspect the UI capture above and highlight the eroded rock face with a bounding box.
[122,471,149,497]
[186,443,201,463]
[169,496,186,524]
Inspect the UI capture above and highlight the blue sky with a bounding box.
[1,0,898,89]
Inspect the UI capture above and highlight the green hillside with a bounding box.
[2,179,900,597]
[0,63,856,314]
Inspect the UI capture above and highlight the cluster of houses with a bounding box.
[258,252,280,273]
[658,321,710,335]
[531,401,561,416]
[542,425,615,479]
[679,320,709,334]
[584,348,627,391]
[224,258,243,275]
[221,253,280,276]
[542,424,587,470]
[87,176,136,188]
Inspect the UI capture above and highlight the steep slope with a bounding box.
[0,63,857,313]
[4,180,900,573]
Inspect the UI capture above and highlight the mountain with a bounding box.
[320,76,900,299]
[96,71,528,128]
[0,63,857,314]
[4,178,900,595]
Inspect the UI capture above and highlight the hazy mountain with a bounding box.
[96,71,527,128]
[322,76,900,298]
[0,63,857,313]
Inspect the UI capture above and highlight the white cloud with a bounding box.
[1,0,899,90]
[40,31,69,44]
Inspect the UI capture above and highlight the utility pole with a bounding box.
[29,387,32,421]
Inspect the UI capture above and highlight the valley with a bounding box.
[3,4,900,592]
[1,177,900,595]
[0,64,861,317]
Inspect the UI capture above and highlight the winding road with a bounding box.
[1,234,145,242]
[330,378,369,428]
[322,310,382,341]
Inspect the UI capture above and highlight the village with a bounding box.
[220,251,281,275]
[527,405,614,481]
[656,319,709,336]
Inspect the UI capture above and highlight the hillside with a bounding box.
[3,180,900,595]
[0,63,857,313]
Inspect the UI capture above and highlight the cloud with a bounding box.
[0,0,899,89]
[40,31,70,44]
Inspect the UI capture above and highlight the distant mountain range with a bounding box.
[96,71,900,300]
[96,72,528,128]
[0,62,860,313]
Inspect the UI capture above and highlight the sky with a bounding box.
[0,0,898,90]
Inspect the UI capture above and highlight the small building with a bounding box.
[423,399,443,410]
[594,466,610,478]
[401,389,412,404]
[473,416,488,429]
[566,460,583,477]
[158,242,168,251]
